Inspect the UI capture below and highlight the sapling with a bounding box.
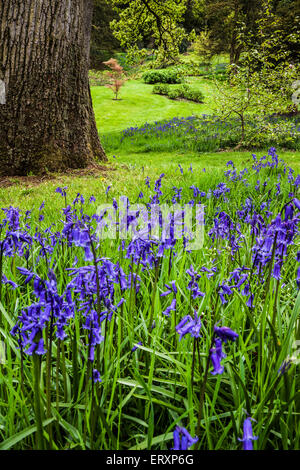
[102,58,127,100]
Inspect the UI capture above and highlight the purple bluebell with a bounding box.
[176,311,202,340]
[246,294,255,308]
[210,347,224,375]
[214,325,239,343]
[238,418,258,450]
[162,298,176,317]
[160,281,177,297]
[278,358,292,375]
[131,341,142,352]
[92,369,102,383]
[55,186,67,197]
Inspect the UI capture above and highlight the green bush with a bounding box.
[184,89,204,102]
[142,69,183,84]
[167,88,182,100]
[152,83,170,95]
[152,83,204,103]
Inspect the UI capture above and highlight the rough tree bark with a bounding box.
[0,0,107,176]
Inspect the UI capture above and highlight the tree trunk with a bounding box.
[0,0,107,177]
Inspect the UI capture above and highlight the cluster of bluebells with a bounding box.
[186,265,205,299]
[209,211,244,255]
[104,116,300,155]
[175,312,238,376]
[217,266,252,306]
[0,206,32,260]
[4,147,299,367]
[251,199,300,282]
[7,192,135,372]
[11,268,74,355]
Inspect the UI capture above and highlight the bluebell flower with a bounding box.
[176,311,202,340]
[293,198,300,211]
[246,294,255,308]
[214,325,239,343]
[2,274,18,290]
[55,186,67,197]
[178,164,183,175]
[297,266,300,288]
[160,281,177,297]
[209,347,224,375]
[162,298,176,317]
[92,369,102,383]
[214,337,226,361]
[278,358,292,375]
[131,341,142,352]
[238,418,258,450]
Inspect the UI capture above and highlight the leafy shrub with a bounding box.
[167,88,182,100]
[152,83,204,103]
[184,89,204,102]
[142,69,183,84]
[152,83,170,95]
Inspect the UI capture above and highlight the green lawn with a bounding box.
[91,78,216,134]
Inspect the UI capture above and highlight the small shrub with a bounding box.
[174,84,190,94]
[152,83,204,103]
[166,84,188,100]
[184,89,204,103]
[152,84,170,95]
[142,69,183,84]
[167,88,182,100]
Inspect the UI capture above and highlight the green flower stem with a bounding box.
[32,353,44,450]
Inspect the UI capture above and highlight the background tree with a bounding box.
[274,0,300,64]
[109,0,191,66]
[90,0,121,69]
[0,0,106,177]
[182,0,206,36]
[241,0,300,71]
[203,0,261,65]
[213,58,299,147]
[192,30,217,68]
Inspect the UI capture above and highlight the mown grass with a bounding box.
[91,78,216,134]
